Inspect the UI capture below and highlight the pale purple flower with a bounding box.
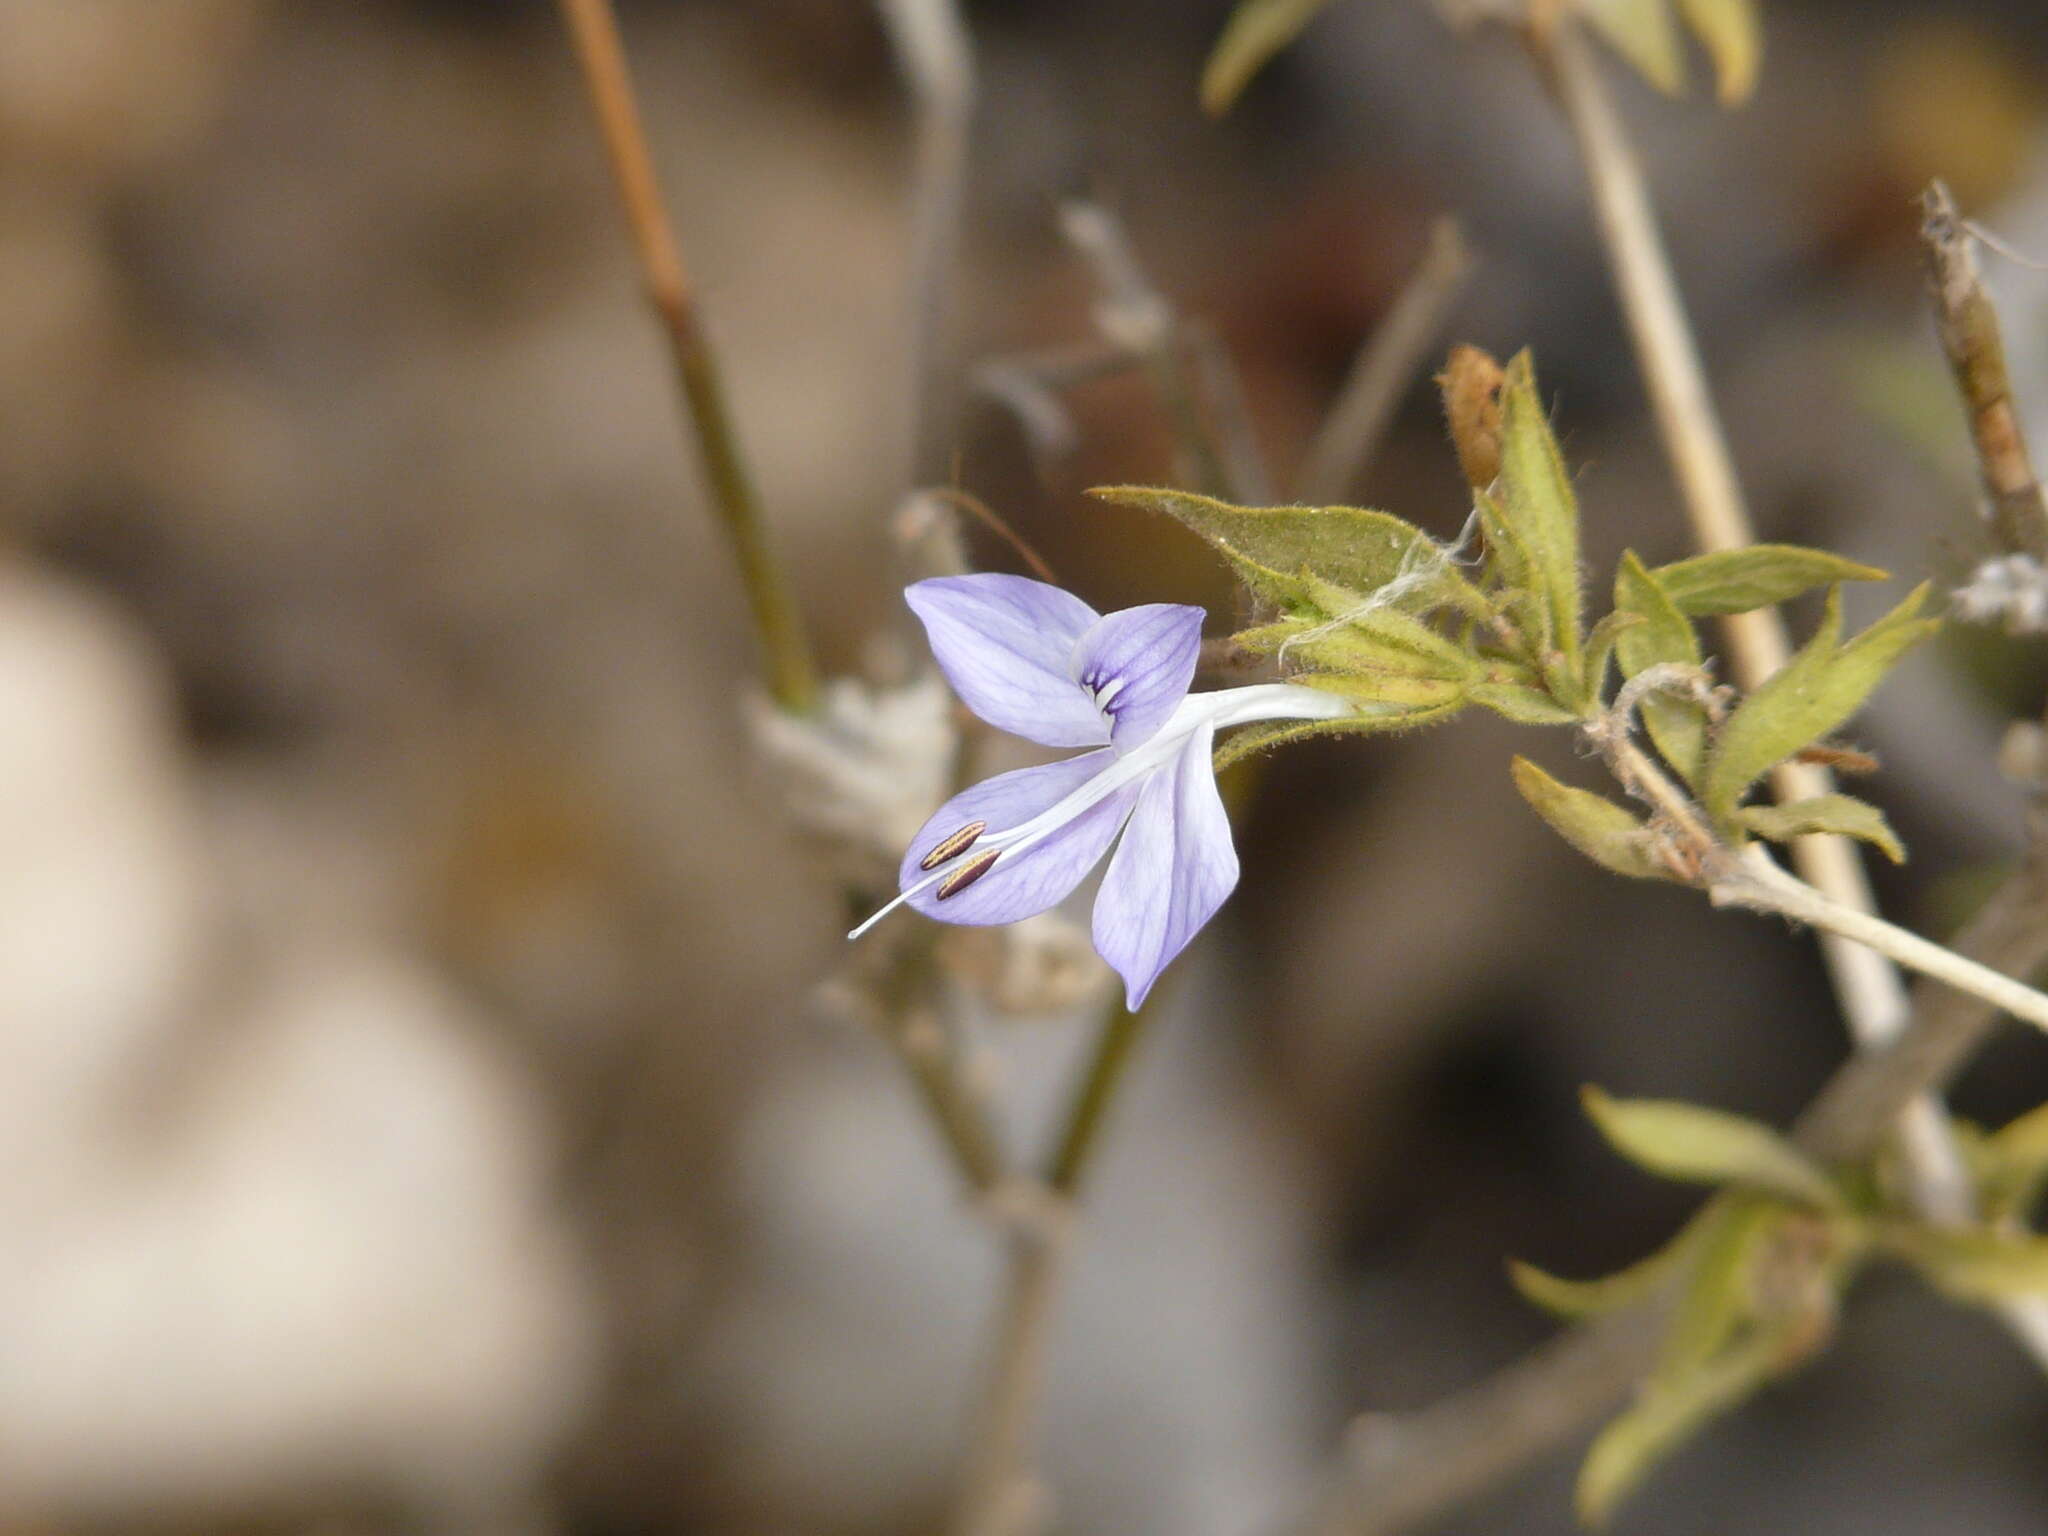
[849,574,1354,1008]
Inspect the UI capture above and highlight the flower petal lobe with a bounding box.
[1069,603,1204,753]
[1091,721,1238,1007]
[906,575,1108,747]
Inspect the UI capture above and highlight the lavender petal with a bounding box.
[902,751,1137,926]
[1068,603,1204,753]
[1091,722,1238,1008]
[906,575,1109,747]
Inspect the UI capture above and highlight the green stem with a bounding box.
[1045,1000,1154,1195]
[558,0,819,713]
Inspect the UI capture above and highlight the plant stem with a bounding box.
[877,0,976,494]
[1542,11,1978,1220]
[1045,1002,1154,1195]
[556,0,818,713]
[1710,851,2048,1036]
[1060,200,1240,501]
[1297,217,1476,503]
[951,1191,1073,1536]
[1920,179,2048,560]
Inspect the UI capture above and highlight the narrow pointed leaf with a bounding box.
[1472,682,1584,725]
[1701,584,1939,821]
[1613,551,1709,785]
[1495,352,1583,666]
[1577,1320,1795,1528]
[1581,1086,1841,1209]
[1508,1212,1708,1319]
[1651,545,1888,617]
[1656,1197,1780,1381]
[1211,696,1466,772]
[1092,486,1487,617]
[1199,0,1337,116]
[1736,794,1906,863]
[1474,489,1548,655]
[1512,758,1677,882]
[1581,0,1686,94]
[1582,608,1646,699]
[1678,0,1762,105]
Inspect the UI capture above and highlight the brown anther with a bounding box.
[920,820,988,871]
[936,849,1000,899]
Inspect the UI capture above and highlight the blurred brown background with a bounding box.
[6,1,2048,1532]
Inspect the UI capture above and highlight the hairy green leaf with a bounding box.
[1581,1087,1841,1209]
[1472,681,1584,726]
[1582,607,1646,699]
[1092,485,1486,617]
[1678,0,1762,105]
[1613,551,1709,785]
[1701,584,1939,822]
[1198,0,1339,116]
[1495,352,1583,666]
[1211,695,1466,773]
[1652,545,1888,617]
[1581,0,1685,94]
[1736,794,1906,863]
[1511,758,1676,882]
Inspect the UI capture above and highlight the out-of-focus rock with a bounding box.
[0,567,597,1532]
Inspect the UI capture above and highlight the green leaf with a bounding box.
[1656,1197,1780,1380]
[1882,1226,2048,1303]
[1582,607,1646,699]
[1678,0,1762,105]
[1472,681,1584,726]
[1613,551,1709,785]
[1092,485,1486,617]
[1511,758,1677,882]
[1651,546,1888,617]
[1736,794,1906,863]
[1508,1214,1707,1320]
[1234,611,1476,686]
[1198,0,1339,116]
[1494,352,1583,667]
[1577,1319,1793,1528]
[1701,584,1940,822]
[1980,1102,2048,1220]
[1581,0,1686,95]
[1581,1086,1841,1209]
[1211,696,1465,773]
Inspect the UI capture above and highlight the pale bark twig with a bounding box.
[1297,217,1476,503]
[877,0,977,493]
[1920,179,2048,560]
[555,0,817,712]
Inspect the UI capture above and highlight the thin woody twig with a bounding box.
[556,0,818,712]
[1184,317,1276,504]
[1710,850,2048,1036]
[1297,217,1477,504]
[877,0,977,493]
[1920,180,2048,561]
[1060,199,1241,501]
[951,1190,1073,1536]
